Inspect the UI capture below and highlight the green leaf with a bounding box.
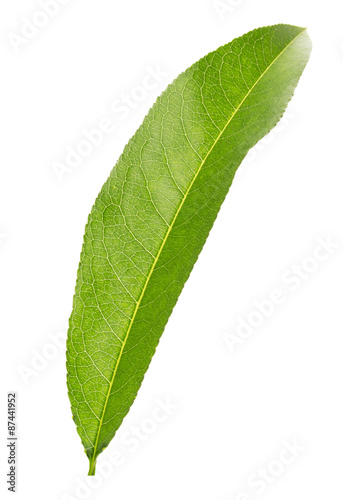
[66,24,311,474]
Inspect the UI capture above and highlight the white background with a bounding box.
[1,0,343,499]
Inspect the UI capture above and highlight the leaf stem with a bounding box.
[88,457,97,476]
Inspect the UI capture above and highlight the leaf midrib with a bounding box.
[89,28,305,466]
